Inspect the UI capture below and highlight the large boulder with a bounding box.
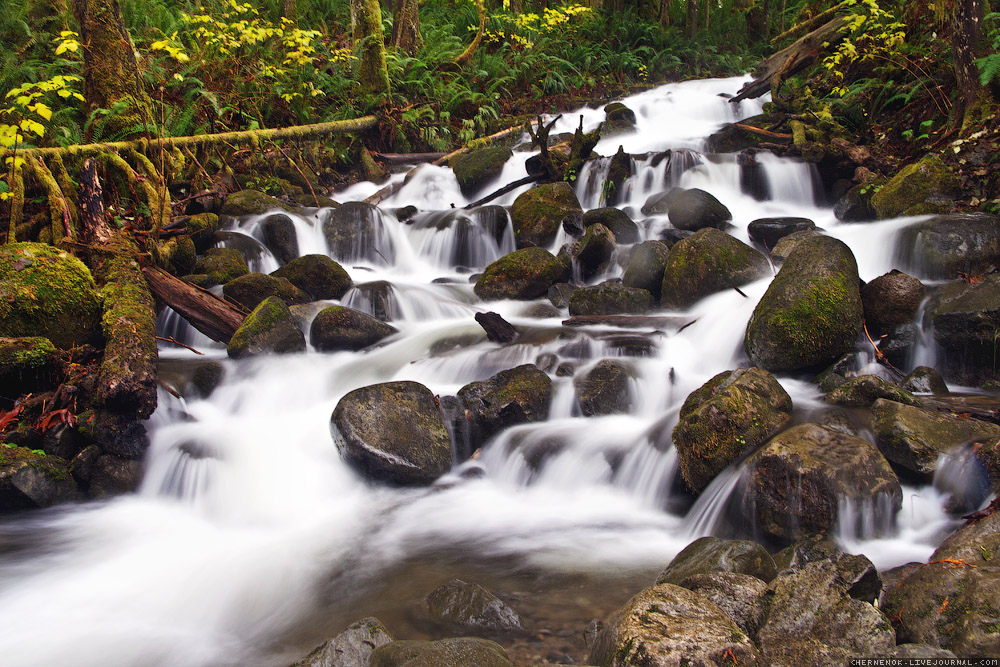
[0,336,61,397]
[745,423,902,542]
[568,281,652,316]
[656,536,777,585]
[573,359,633,416]
[423,579,523,635]
[474,248,571,301]
[192,247,249,286]
[227,296,306,358]
[895,213,1000,280]
[871,154,959,219]
[861,270,925,331]
[870,399,1000,476]
[678,572,768,637]
[825,374,919,408]
[571,223,616,280]
[667,188,732,231]
[510,182,583,248]
[309,306,397,352]
[588,583,761,667]
[271,254,353,300]
[0,444,79,512]
[457,364,552,449]
[747,217,816,250]
[322,201,395,265]
[292,617,394,667]
[745,236,864,372]
[582,207,640,244]
[330,381,452,485]
[901,366,949,394]
[923,274,1000,387]
[344,281,398,321]
[259,212,299,264]
[641,189,682,216]
[452,146,512,197]
[603,102,637,134]
[370,638,514,667]
[660,228,770,310]
[757,551,895,667]
[220,189,294,217]
[621,240,670,303]
[673,368,792,493]
[882,510,1000,658]
[0,242,102,349]
[222,272,309,311]
[769,228,824,264]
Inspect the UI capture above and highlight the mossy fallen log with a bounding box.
[141,265,246,343]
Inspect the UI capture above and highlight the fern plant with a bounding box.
[975,12,1000,86]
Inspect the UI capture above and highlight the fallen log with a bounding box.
[731,15,851,103]
[374,152,447,164]
[464,174,542,209]
[771,1,850,46]
[475,311,519,343]
[732,123,794,141]
[141,266,246,343]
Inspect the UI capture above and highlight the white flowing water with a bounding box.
[0,75,974,667]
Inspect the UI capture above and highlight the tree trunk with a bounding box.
[659,0,671,27]
[391,0,423,54]
[351,0,391,94]
[71,0,153,141]
[687,0,699,36]
[951,0,984,127]
[28,0,69,31]
[283,0,298,24]
[454,0,486,66]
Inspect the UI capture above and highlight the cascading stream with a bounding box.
[0,75,972,667]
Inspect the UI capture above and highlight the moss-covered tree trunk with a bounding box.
[350,0,391,95]
[391,0,423,54]
[71,0,153,140]
[28,0,69,31]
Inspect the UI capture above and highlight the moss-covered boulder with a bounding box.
[370,638,514,667]
[826,375,919,408]
[861,270,925,331]
[0,337,61,397]
[568,281,652,316]
[746,423,902,542]
[673,367,792,493]
[0,242,102,349]
[220,189,294,217]
[882,511,1000,658]
[0,444,79,512]
[227,296,306,359]
[457,364,552,449]
[259,213,299,265]
[621,240,670,303]
[271,254,352,301]
[833,183,877,222]
[583,207,639,244]
[192,247,249,286]
[510,182,583,248]
[603,101,637,135]
[895,213,1000,280]
[186,212,221,251]
[745,236,863,372]
[331,380,452,486]
[667,188,732,231]
[656,536,778,586]
[871,154,960,219]
[423,579,523,636]
[769,228,825,264]
[871,399,1000,476]
[923,274,1000,387]
[452,146,513,197]
[901,366,949,394]
[322,201,395,265]
[747,217,816,250]
[292,193,340,209]
[222,273,309,311]
[660,228,770,310]
[573,359,633,416]
[757,551,895,667]
[158,235,197,275]
[474,247,571,301]
[292,617,394,667]
[309,306,397,352]
[588,583,762,667]
[571,223,616,280]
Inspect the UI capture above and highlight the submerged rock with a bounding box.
[423,579,523,635]
[901,366,949,394]
[510,182,583,248]
[259,212,299,264]
[573,359,633,416]
[322,201,395,265]
[571,223,616,280]
[292,617,394,667]
[660,228,770,310]
[923,274,1000,387]
[583,209,639,246]
[667,188,732,231]
[458,364,552,449]
[621,240,670,303]
[310,306,397,352]
[331,381,452,486]
[227,296,306,358]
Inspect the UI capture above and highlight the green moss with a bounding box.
[0,444,72,482]
[871,154,960,219]
[474,247,570,301]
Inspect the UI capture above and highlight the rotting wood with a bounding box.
[78,157,112,246]
[141,265,246,343]
[732,123,794,141]
[770,0,850,45]
[6,159,24,241]
[374,152,446,164]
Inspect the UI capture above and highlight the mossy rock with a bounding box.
[895,213,1000,280]
[222,273,310,311]
[510,182,583,248]
[588,583,762,667]
[603,102,637,135]
[747,217,816,249]
[0,242,102,349]
[158,235,197,275]
[227,296,306,359]
[271,254,352,301]
[826,375,919,408]
[0,337,61,397]
[746,423,902,542]
[573,359,633,416]
[656,536,778,585]
[452,146,513,197]
[901,366,949,395]
[568,281,652,316]
[192,247,249,286]
[0,444,79,512]
[661,228,770,310]
[259,213,299,265]
[571,223,616,280]
[745,236,863,372]
[602,146,633,206]
[292,193,340,209]
[833,183,877,222]
[667,188,732,231]
[292,617,393,667]
[678,572,768,637]
[583,206,639,244]
[871,154,960,219]
[861,270,925,331]
[309,306,397,352]
[621,240,670,303]
[769,228,825,264]
[870,399,1000,476]
[370,638,514,667]
[673,367,792,493]
[474,247,571,301]
[220,189,294,217]
[331,380,452,486]
[186,212,221,251]
[458,364,552,449]
[923,274,1000,387]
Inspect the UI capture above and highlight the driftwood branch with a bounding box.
[141,265,246,343]
[464,174,542,208]
[732,123,794,141]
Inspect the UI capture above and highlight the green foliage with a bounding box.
[976,12,1000,86]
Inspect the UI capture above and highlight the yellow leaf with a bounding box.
[19,119,45,137]
[31,103,52,121]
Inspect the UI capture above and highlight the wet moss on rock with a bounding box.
[474,247,571,301]
[227,296,306,358]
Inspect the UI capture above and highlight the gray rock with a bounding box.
[0,445,79,511]
[572,223,617,280]
[621,241,670,303]
[901,366,949,394]
[583,207,639,244]
[667,188,732,231]
[825,374,919,408]
[458,365,552,449]
[896,212,1000,279]
[769,227,825,263]
[223,273,310,311]
[861,270,925,331]
[370,638,514,667]
[322,202,395,265]
[574,359,633,416]
[747,217,816,250]
[259,213,299,264]
[309,306,397,352]
[641,188,683,216]
[678,572,767,636]
[271,254,352,300]
[660,228,770,310]
[924,274,1000,387]
[568,281,652,316]
[475,248,571,301]
[423,579,523,635]
[657,536,778,585]
[292,617,394,667]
